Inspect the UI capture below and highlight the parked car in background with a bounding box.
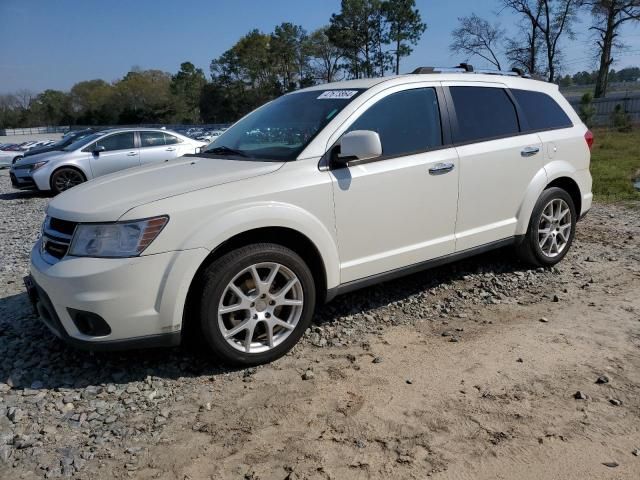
[16,129,95,163]
[10,128,207,193]
[25,69,592,366]
[0,140,59,166]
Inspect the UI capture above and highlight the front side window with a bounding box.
[203,89,364,161]
[450,86,520,144]
[140,131,166,147]
[512,89,573,131]
[347,88,443,157]
[94,132,135,152]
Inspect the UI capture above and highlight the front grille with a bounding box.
[49,217,77,236]
[42,217,77,261]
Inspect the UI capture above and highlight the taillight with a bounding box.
[584,130,594,151]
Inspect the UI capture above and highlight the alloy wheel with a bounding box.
[217,262,304,354]
[54,170,84,191]
[537,198,572,258]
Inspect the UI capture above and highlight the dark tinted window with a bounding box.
[164,133,181,145]
[94,133,135,152]
[450,87,519,144]
[140,131,166,147]
[512,89,573,131]
[348,88,442,157]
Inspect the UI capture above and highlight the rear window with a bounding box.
[450,86,520,144]
[512,89,573,131]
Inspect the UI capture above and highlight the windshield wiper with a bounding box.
[202,146,249,158]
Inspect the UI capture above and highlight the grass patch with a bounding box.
[590,128,640,202]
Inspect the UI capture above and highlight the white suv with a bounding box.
[27,69,593,366]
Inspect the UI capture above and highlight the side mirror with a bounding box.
[336,130,382,166]
[92,145,106,155]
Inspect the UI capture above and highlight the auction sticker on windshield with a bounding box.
[318,90,359,100]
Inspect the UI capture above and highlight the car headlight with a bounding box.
[31,160,48,171]
[69,216,169,258]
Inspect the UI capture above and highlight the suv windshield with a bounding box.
[203,89,364,161]
[62,132,105,152]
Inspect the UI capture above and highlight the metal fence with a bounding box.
[566,91,640,126]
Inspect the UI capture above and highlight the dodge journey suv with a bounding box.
[27,67,593,366]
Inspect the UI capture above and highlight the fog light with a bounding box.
[67,309,111,337]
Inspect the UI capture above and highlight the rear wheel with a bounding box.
[51,168,86,194]
[516,187,577,267]
[198,243,316,366]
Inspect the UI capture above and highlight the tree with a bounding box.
[271,23,311,91]
[586,1,640,98]
[171,62,207,123]
[578,92,596,127]
[306,27,344,83]
[28,90,73,126]
[70,79,117,124]
[503,0,544,75]
[450,14,504,69]
[382,0,426,74]
[503,0,582,82]
[114,69,173,124]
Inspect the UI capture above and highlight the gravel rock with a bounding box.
[595,375,610,385]
[573,391,588,400]
[302,370,315,381]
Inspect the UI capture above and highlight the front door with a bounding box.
[330,86,459,284]
[89,132,140,177]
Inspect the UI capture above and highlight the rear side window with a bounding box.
[140,131,166,147]
[164,133,182,145]
[512,89,573,131]
[450,87,519,144]
[94,132,135,152]
[347,87,443,157]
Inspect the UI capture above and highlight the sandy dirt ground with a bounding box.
[0,168,639,479]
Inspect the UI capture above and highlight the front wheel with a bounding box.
[516,187,577,267]
[51,167,86,194]
[198,243,316,366]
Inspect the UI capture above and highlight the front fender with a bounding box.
[180,201,341,289]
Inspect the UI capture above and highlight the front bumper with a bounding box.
[29,241,209,350]
[10,170,37,190]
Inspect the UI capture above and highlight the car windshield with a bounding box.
[202,89,364,161]
[62,132,105,151]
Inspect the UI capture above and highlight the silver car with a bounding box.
[10,128,207,194]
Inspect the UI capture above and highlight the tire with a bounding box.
[516,187,577,267]
[12,156,23,165]
[50,167,86,194]
[198,243,316,366]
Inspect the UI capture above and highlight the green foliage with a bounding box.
[610,104,632,133]
[171,62,207,123]
[590,128,640,202]
[579,93,596,128]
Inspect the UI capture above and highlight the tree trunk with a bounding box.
[594,2,617,98]
[395,38,400,75]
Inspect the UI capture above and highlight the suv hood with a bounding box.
[47,156,285,222]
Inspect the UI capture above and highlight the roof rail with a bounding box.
[411,64,533,79]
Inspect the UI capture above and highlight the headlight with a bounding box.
[31,161,48,171]
[69,216,169,258]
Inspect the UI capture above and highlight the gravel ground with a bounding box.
[0,168,639,479]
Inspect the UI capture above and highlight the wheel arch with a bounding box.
[49,164,88,191]
[181,226,330,339]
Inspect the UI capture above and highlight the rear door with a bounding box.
[88,132,139,177]
[139,131,182,165]
[443,83,544,251]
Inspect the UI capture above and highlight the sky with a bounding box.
[1,0,639,94]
